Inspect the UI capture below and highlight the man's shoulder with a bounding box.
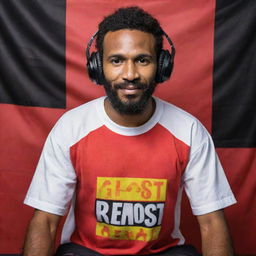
[49,97,105,145]
[61,96,104,121]
[156,97,209,147]
[156,97,200,125]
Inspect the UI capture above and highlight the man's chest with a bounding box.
[70,124,190,187]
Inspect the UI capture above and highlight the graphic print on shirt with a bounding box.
[95,177,167,241]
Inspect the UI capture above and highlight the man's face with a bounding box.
[102,29,158,115]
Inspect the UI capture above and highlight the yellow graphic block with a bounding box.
[96,177,167,201]
[96,222,161,241]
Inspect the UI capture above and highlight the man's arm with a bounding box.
[197,209,234,256]
[23,209,61,256]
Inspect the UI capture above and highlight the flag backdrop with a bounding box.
[0,0,255,254]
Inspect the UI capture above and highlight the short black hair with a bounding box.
[96,6,164,58]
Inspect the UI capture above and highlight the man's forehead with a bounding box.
[103,29,156,55]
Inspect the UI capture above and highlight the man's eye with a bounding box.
[137,58,149,65]
[111,59,122,65]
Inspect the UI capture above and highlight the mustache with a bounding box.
[114,81,147,90]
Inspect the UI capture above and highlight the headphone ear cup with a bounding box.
[156,50,165,83]
[95,52,104,85]
[156,50,174,83]
[87,52,104,85]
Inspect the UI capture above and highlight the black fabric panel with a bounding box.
[213,0,256,147]
[0,0,66,108]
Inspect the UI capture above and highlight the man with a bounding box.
[23,6,236,256]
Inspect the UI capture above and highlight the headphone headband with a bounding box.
[162,31,176,58]
[86,31,98,60]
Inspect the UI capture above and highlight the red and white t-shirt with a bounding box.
[24,96,236,255]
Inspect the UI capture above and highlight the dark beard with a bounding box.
[103,80,156,115]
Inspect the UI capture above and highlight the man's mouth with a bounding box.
[113,82,148,97]
[115,82,145,89]
[118,85,143,96]
[121,88,141,96]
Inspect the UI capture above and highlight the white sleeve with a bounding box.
[24,119,77,216]
[183,122,237,216]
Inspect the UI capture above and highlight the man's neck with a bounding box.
[104,97,156,127]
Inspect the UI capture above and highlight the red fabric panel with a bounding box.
[66,0,215,253]
[217,148,256,255]
[0,105,65,252]
[181,148,256,255]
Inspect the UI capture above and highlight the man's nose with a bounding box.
[122,60,139,81]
